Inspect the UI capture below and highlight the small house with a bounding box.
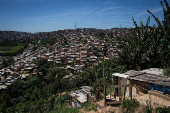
[68,86,95,108]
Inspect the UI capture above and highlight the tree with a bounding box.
[0,93,11,113]
[7,80,26,98]
[118,17,153,70]
[99,32,105,39]
[147,0,170,67]
[37,58,54,78]
[118,0,170,70]
[50,97,55,110]
[121,98,140,113]
[56,70,68,89]
[44,67,58,84]
[2,56,15,68]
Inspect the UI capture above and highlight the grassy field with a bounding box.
[0,46,22,52]
[0,46,24,56]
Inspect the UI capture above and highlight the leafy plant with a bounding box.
[163,67,170,77]
[121,98,140,113]
[83,102,97,112]
[144,96,153,113]
[118,0,170,70]
[155,107,170,113]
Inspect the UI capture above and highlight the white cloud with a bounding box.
[104,2,111,4]
[150,7,162,13]
[96,6,124,13]
[12,0,45,2]
[135,7,162,16]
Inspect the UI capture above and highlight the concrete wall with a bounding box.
[126,80,137,96]
[71,100,82,108]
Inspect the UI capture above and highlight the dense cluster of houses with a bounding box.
[0,27,135,42]
[0,28,148,91]
[0,28,122,90]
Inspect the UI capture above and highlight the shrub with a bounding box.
[155,107,170,113]
[163,67,170,77]
[83,102,97,111]
[121,98,140,113]
[144,96,153,113]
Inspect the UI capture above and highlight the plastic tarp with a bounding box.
[149,83,170,95]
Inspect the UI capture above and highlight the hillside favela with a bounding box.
[0,0,170,113]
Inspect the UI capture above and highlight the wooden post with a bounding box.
[90,81,92,96]
[112,75,114,97]
[124,87,126,100]
[112,75,114,86]
[116,76,118,96]
[87,94,89,102]
[96,88,99,100]
[118,77,120,96]
[104,77,106,106]
[60,91,62,108]
[129,80,132,100]
[110,88,112,99]
[94,71,101,91]
[102,51,106,106]
[136,85,139,94]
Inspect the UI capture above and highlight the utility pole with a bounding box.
[79,47,81,73]
[75,22,77,30]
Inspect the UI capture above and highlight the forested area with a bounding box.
[0,56,126,112]
[118,0,170,71]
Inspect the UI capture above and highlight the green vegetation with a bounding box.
[0,40,29,47]
[0,46,24,56]
[0,56,123,112]
[144,97,153,113]
[163,67,170,77]
[118,0,170,70]
[82,102,97,112]
[1,56,15,68]
[82,39,88,44]
[121,98,140,113]
[99,32,105,39]
[155,107,170,113]
[143,96,170,113]
[41,37,58,46]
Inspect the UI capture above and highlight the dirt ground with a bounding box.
[133,93,170,108]
[80,92,170,113]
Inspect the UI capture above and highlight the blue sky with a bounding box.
[0,0,165,33]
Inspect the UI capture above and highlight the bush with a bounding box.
[52,104,80,113]
[144,96,153,113]
[155,107,170,113]
[121,98,140,113]
[163,67,170,77]
[83,102,97,112]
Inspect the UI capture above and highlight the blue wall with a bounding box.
[149,83,170,95]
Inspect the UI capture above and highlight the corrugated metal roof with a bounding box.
[112,73,129,78]
[68,86,95,103]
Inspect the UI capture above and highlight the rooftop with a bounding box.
[68,86,95,103]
